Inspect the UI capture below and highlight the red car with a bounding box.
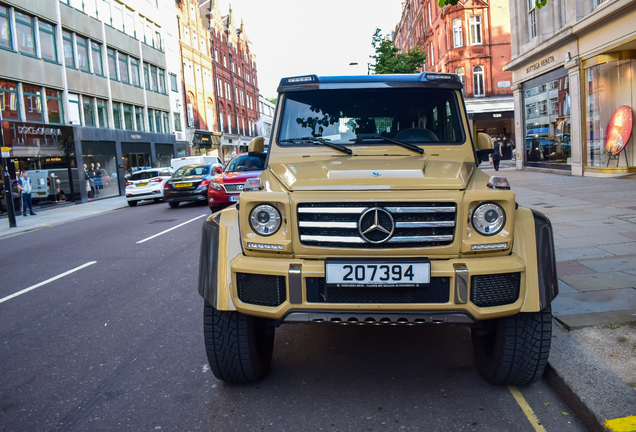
[208,153,265,212]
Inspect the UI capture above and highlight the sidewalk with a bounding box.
[0,196,129,239]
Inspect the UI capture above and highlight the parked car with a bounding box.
[208,153,265,212]
[164,164,218,208]
[171,156,222,171]
[125,168,173,207]
[27,168,92,202]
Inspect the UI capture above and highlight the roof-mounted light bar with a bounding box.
[285,75,318,84]
[425,73,456,80]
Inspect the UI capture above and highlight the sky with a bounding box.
[213,0,405,98]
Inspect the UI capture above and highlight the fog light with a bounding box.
[471,242,508,250]
[247,243,284,250]
[209,198,214,202]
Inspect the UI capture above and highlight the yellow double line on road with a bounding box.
[509,386,547,432]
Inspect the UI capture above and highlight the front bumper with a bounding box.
[208,187,238,206]
[225,254,527,322]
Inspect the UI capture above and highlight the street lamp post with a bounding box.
[0,115,17,228]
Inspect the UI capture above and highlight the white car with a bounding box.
[125,168,173,207]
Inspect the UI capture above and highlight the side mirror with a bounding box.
[248,136,265,153]
[212,165,223,175]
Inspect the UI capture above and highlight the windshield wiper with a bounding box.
[280,137,352,155]
[350,136,424,154]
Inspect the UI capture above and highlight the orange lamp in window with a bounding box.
[605,105,633,155]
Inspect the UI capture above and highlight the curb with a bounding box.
[545,321,636,432]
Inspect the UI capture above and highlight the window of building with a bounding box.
[39,21,57,62]
[183,61,194,86]
[183,27,190,46]
[223,55,227,68]
[550,97,559,115]
[135,106,144,131]
[153,29,161,51]
[46,89,64,124]
[430,42,434,66]
[124,8,135,37]
[469,16,482,45]
[0,80,19,121]
[452,18,462,48]
[189,3,196,18]
[107,48,117,80]
[455,67,465,93]
[112,102,121,129]
[99,2,112,27]
[195,65,202,88]
[150,65,158,92]
[131,57,140,86]
[174,112,182,131]
[162,112,169,133]
[473,65,484,96]
[214,49,218,62]
[192,33,198,51]
[0,6,12,50]
[91,41,103,75]
[83,97,95,126]
[118,53,129,83]
[22,85,42,122]
[170,73,178,92]
[15,11,35,56]
[111,1,124,31]
[158,69,166,94]
[68,93,81,125]
[538,99,548,116]
[76,36,90,72]
[217,78,223,97]
[123,104,133,129]
[145,22,154,47]
[144,62,150,89]
[154,110,162,133]
[528,0,536,40]
[96,98,108,128]
[147,109,154,132]
[200,38,205,54]
[427,2,432,26]
[62,30,74,67]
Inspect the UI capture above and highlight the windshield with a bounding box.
[226,155,264,172]
[174,165,210,177]
[278,88,464,145]
[131,171,160,180]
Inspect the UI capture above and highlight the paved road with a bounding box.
[0,200,586,431]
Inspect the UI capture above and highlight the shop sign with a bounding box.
[526,55,556,74]
[493,113,502,118]
[1,146,9,157]
[497,81,511,88]
[130,134,142,139]
[605,105,633,155]
[17,126,62,136]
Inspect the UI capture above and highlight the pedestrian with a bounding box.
[493,139,503,171]
[18,171,36,216]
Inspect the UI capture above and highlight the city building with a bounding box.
[505,0,636,176]
[0,0,181,206]
[394,0,515,154]
[198,0,260,162]
[256,95,275,144]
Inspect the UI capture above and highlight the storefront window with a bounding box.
[39,21,57,62]
[23,85,43,122]
[46,89,64,124]
[82,141,120,201]
[62,30,74,68]
[0,6,12,50]
[0,80,20,121]
[112,103,121,129]
[155,143,174,168]
[68,93,81,125]
[524,70,571,168]
[96,99,108,128]
[135,106,144,131]
[15,12,35,56]
[83,97,94,127]
[123,104,133,130]
[585,58,635,170]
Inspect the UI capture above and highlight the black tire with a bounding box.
[203,301,275,383]
[153,198,162,203]
[209,206,219,214]
[127,200,137,207]
[168,201,179,208]
[472,306,552,385]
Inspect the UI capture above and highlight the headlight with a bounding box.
[472,203,505,236]
[249,204,281,236]
[209,182,223,190]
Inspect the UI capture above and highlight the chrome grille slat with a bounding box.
[222,183,245,193]
[297,202,457,248]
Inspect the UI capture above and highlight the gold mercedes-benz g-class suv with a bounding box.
[198,73,558,385]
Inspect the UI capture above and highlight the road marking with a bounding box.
[0,261,97,304]
[136,214,207,244]
[606,416,636,432]
[508,386,547,432]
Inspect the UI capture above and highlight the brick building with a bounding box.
[394,0,515,149]
[199,1,260,161]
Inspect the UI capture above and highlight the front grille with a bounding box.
[470,273,521,307]
[297,202,456,248]
[305,277,450,304]
[223,183,244,193]
[237,273,287,307]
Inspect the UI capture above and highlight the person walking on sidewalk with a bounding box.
[492,139,503,171]
[18,171,36,216]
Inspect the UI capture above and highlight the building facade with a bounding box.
[256,95,275,145]
[394,0,515,153]
[0,0,181,209]
[505,0,636,176]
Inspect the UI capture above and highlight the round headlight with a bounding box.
[250,204,281,236]
[472,203,506,236]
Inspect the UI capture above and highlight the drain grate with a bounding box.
[149,219,178,224]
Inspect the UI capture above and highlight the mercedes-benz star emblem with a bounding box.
[358,207,395,244]
[372,172,381,177]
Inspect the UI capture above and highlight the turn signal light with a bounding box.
[245,178,262,191]
[488,176,510,190]
[471,242,508,250]
[200,180,211,187]
[149,177,163,183]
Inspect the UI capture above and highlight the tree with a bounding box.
[266,96,277,105]
[369,28,427,74]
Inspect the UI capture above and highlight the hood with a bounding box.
[268,157,475,191]
[221,170,264,183]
